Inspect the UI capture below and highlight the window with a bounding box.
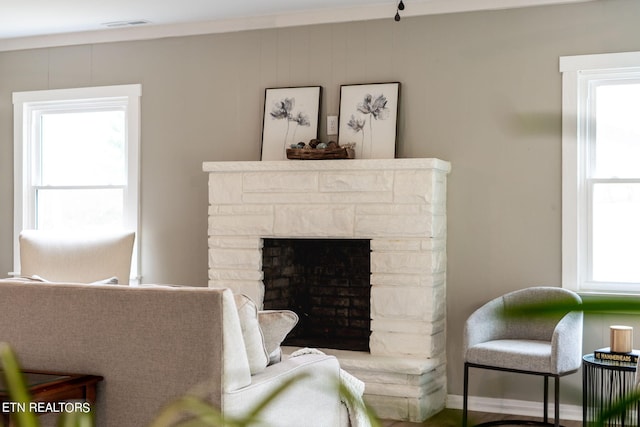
[561,52,640,294]
[13,84,141,281]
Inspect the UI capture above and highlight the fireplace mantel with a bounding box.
[203,158,451,173]
[203,158,450,422]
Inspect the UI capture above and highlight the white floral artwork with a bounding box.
[261,86,321,160]
[338,83,400,159]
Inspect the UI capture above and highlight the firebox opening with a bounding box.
[262,238,371,352]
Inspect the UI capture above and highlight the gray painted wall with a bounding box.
[2,0,640,408]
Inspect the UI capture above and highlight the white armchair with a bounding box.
[18,230,135,285]
[462,286,583,427]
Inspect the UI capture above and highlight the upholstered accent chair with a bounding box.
[462,287,583,427]
[19,229,135,285]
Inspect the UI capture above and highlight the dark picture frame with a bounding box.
[338,82,400,159]
[261,86,322,160]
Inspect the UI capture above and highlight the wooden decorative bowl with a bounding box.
[286,147,355,160]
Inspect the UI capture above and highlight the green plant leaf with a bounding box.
[0,343,40,427]
[149,372,334,427]
[592,387,640,426]
[500,295,640,426]
[57,410,94,427]
[338,381,381,427]
[148,395,226,427]
[240,373,309,424]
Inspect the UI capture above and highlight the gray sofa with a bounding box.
[0,280,347,427]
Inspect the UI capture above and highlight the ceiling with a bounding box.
[0,0,593,51]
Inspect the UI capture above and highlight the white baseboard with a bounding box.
[446,394,582,421]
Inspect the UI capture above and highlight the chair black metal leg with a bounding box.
[554,376,560,427]
[463,363,568,427]
[543,376,549,423]
[463,363,469,427]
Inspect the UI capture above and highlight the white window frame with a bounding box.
[12,84,142,281]
[561,51,640,294]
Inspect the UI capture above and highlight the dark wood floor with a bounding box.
[381,409,582,426]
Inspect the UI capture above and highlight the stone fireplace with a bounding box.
[203,158,450,422]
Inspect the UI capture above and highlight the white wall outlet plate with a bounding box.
[327,115,338,136]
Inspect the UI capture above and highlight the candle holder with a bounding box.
[610,325,633,353]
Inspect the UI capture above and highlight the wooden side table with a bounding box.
[0,370,103,426]
[583,353,638,426]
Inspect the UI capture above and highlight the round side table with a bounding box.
[583,353,639,426]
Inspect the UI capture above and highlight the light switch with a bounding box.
[327,116,338,135]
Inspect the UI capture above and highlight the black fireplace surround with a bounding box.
[262,238,371,352]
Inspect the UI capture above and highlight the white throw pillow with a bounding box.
[258,310,299,365]
[233,294,269,375]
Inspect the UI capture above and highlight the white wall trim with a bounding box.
[447,394,583,421]
[12,84,142,282]
[12,84,141,104]
[560,59,582,293]
[560,51,640,72]
[560,51,640,294]
[0,0,594,53]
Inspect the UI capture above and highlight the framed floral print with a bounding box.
[261,86,322,160]
[338,82,400,159]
